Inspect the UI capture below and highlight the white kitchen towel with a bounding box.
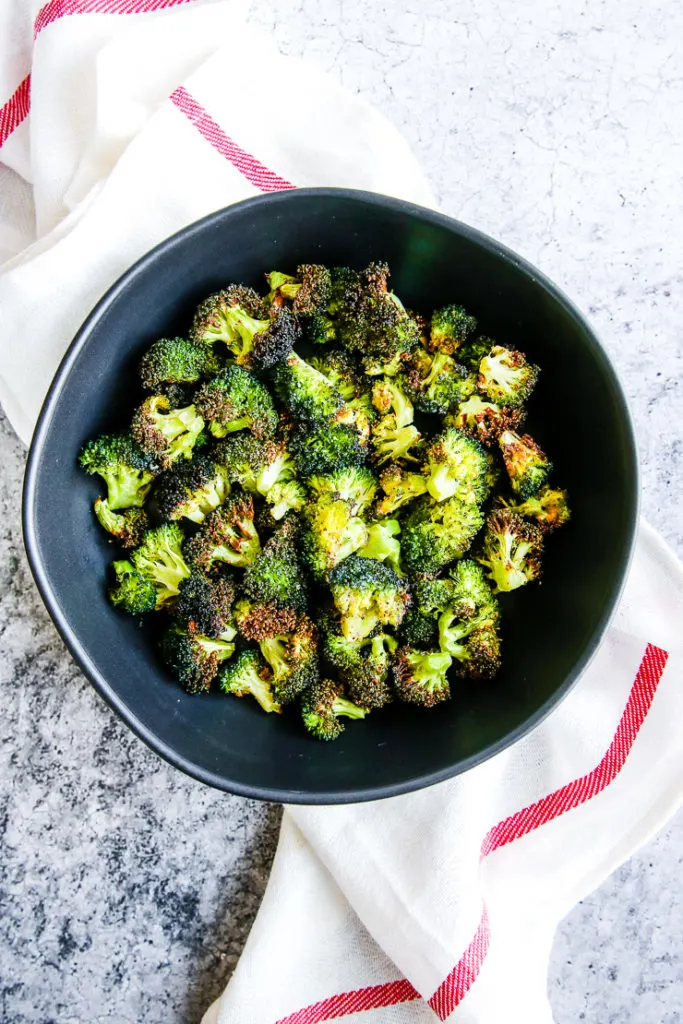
[2,3,682,1023]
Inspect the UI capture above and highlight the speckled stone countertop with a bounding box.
[2,1,682,1021]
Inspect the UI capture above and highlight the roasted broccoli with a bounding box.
[242,523,307,611]
[301,497,369,579]
[177,570,236,638]
[334,263,420,364]
[291,423,366,479]
[257,612,319,704]
[219,648,281,713]
[267,264,332,317]
[476,509,544,592]
[499,485,570,532]
[446,394,525,446]
[401,496,485,576]
[323,628,396,709]
[194,365,278,439]
[457,335,494,371]
[498,430,552,499]
[424,428,490,504]
[399,607,439,649]
[375,465,428,516]
[359,519,402,574]
[109,523,190,611]
[155,454,230,522]
[272,351,343,423]
[429,304,477,355]
[249,309,302,371]
[108,560,157,614]
[328,554,410,642]
[131,395,204,469]
[309,349,364,402]
[306,466,377,516]
[191,286,269,363]
[301,678,368,741]
[405,350,476,415]
[447,559,498,620]
[139,337,215,391]
[393,647,452,706]
[478,345,539,408]
[79,432,157,509]
[162,621,236,694]
[184,492,261,571]
[94,497,149,548]
[370,377,422,465]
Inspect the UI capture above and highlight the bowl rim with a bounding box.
[22,186,640,805]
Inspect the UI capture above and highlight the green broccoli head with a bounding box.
[118,522,191,610]
[401,496,485,576]
[424,428,490,504]
[498,430,552,499]
[476,509,544,593]
[191,285,268,362]
[155,455,230,523]
[194,365,278,440]
[108,560,157,614]
[332,264,420,363]
[499,485,570,532]
[429,304,477,355]
[437,592,500,661]
[359,519,402,575]
[393,647,452,706]
[323,627,396,709]
[309,349,365,402]
[272,351,343,424]
[218,648,281,714]
[478,345,539,408]
[177,570,236,638]
[446,394,525,447]
[291,423,366,480]
[306,466,377,516]
[371,417,423,467]
[447,559,499,620]
[412,576,455,617]
[301,497,369,579]
[79,431,157,509]
[139,337,216,391]
[328,554,410,643]
[257,612,319,705]
[399,607,439,649]
[183,492,261,572]
[131,395,205,469]
[375,465,428,516]
[265,265,332,316]
[404,351,476,415]
[161,621,236,694]
[242,523,308,611]
[459,626,502,680]
[249,309,302,372]
[300,678,368,741]
[94,498,149,548]
[457,335,495,371]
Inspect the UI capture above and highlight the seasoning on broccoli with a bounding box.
[405,350,476,415]
[155,454,230,522]
[194,365,278,440]
[499,485,570,532]
[478,345,539,408]
[447,394,525,447]
[177,570,236,638]
[79,432,157,509]
[131,395,204,469]
[393,647,452,706]
[423,428,490,504]
[301,678,368,741]
[94,498,149,548]
[401,496,485,576]
[301,497,369,579]
[191,285,268,362]
[184,492,261,572]
[328,554,410,643]
[498,430,552,499]
[476,509,544,593]
[375,465,428,516]
[219,648,281,713]
[306,466,378,516]
[428,304,477,355]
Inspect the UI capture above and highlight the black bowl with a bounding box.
[22,188,637,804]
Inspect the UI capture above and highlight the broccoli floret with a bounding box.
[257,612,319,704]
[139,337,215,391]
[362,351,406,378]
[309,349,364,402]
[478,345,539,408]
[184,492,261,571]
[249,309,302,372]
[333,400,373,447]
[404,351,476,415]
[291,423,366,479]
[194,365,278,439]
[371,377,414,427]
[399,607,439,649]
[242,524,307,611]
[191,286,268,362]
[323,629,396,709]
[429,304,477,355]
[375,465,428,516]
[301,678,368,741]
[476,509,544,592]
[79,431,157,509]
[304,312,338,346]
[499,485,570,532]
[424,428,490,504]
[234,597,298,640]
[447,559,498,620]
[393,647,452,706]
[265,270,299,304]
[498,430,552,499]
[460,626,502,680]
[306,466,377,516]
[131,395,204,469]
[177,570,236,638]
[266,265,332,316]
[94,498,149,548]
[219,648,281,714]
[446,394,525,446]
[328,554,410,642]
[370,377,422,465]
[119,523,191,609]
[214,434,306,521]
[162,621,237,694]
[412,576,455,617]
[301,498,369,579]
[272,351,343,424]
[359,519,402,574]
[108,560,157,614]
[457,335,494,371]
[155,455,230,523]
[401,496,485,576]
[333,264,420,364]
[437,597,500,661]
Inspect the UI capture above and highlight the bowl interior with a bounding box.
[23,189,637,803]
